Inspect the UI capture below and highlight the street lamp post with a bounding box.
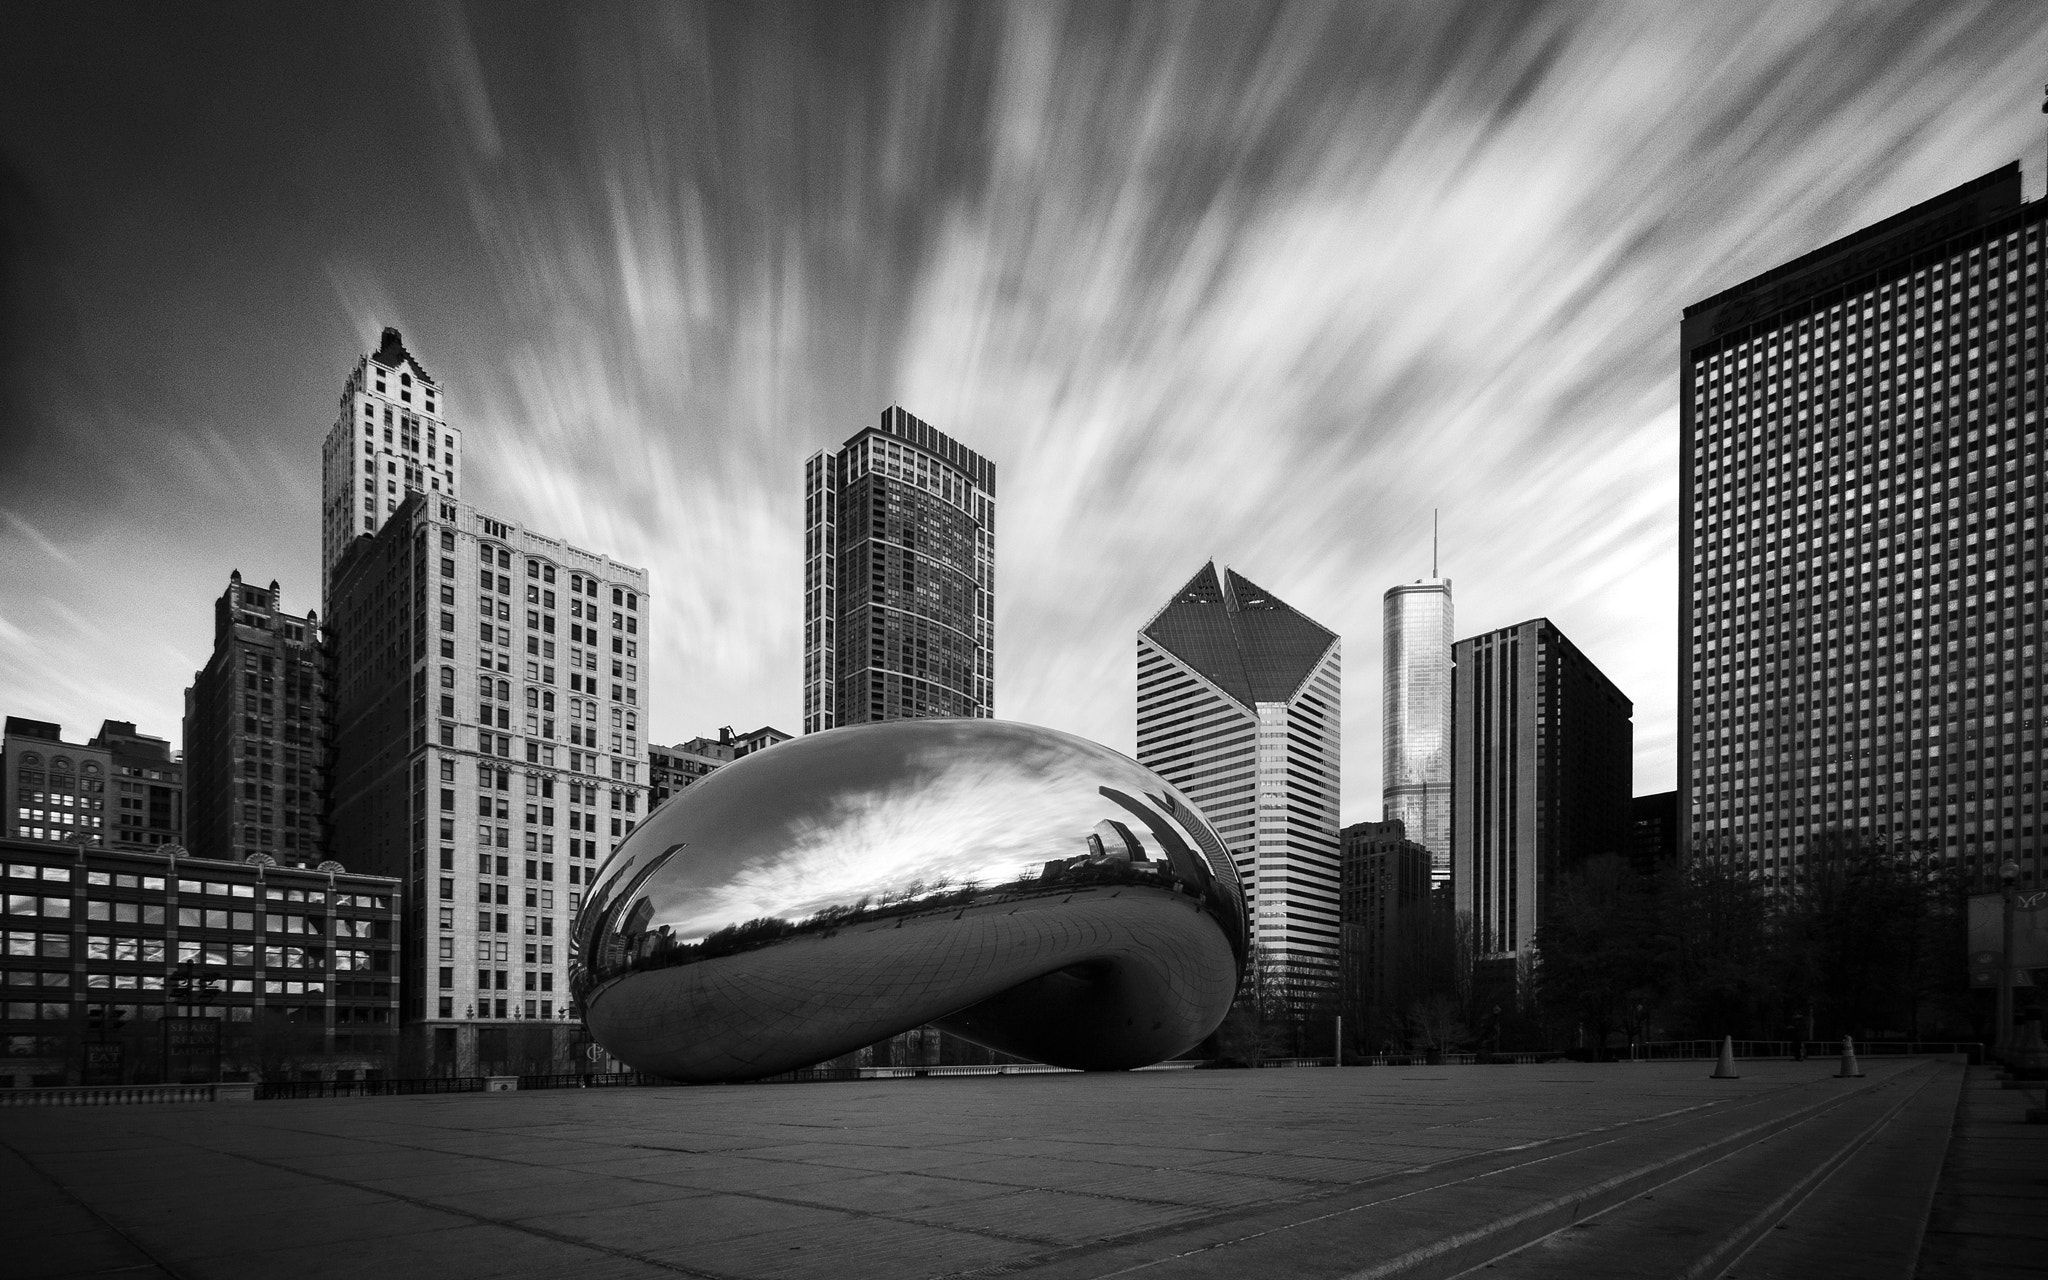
[1998,859,2021,1063]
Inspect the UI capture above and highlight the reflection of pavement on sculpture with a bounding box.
[586,884,1235,1080]
[575,719,1247,1083]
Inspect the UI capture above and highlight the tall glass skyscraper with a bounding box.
[1383,578,1453,887]
[1681,163,2045,889]
[803,407,995,734]
[1138,563,1341,991]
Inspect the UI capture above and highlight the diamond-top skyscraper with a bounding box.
[1137,563,1341,992]
[803,407,994,733]
[1681,163,2045,887]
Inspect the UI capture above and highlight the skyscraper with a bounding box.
[1383,577,1453,887]
[1452,619,1632,958]
[803,406,994,733]
[320,328,461,604]
[1137,562,1341,990]
[184,571,331,864]
[1680,163,2045,888]
[329,492,649,1071]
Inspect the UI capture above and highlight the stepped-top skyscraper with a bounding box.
[320,328,462,605]
[803,407,994,733]
[1383,576,1453,887]
[1681,162,2044,888]
[1138,563,1341,991]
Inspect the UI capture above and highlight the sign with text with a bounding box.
[161,1016,222,1083]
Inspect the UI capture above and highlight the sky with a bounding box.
[2,1,2045,825]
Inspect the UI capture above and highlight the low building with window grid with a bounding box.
[0,836,399,1088]
[1680,163,2045,889]
[328,491,649,1075]
[647,725,791,807]
[5,717,183,852]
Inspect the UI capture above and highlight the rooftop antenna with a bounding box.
[1432,508,1438,578]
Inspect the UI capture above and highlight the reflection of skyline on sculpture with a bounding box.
[607,719,1241,946]
[576,719,1246,1080]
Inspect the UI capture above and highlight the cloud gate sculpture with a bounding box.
[573,719,1247,1082]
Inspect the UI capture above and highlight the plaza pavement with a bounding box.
[0,1057,2032,1280]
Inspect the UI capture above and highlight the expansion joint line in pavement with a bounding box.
[1341,1061,1946,1280]
[967,1061,1944,1280]
[1674,1065,1953,1280]
[0,1131,196,1280]
[940,1067,1924,1280]
[123,1127,742,1280]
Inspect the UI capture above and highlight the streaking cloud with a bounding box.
[1,2,2042,817]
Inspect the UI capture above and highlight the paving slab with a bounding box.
[0,1059,2010,1279]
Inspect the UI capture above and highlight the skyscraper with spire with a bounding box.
[1137,563,1341,991]
[1383,555,1453,888]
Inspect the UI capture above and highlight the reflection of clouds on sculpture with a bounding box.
[576,719,1247,1080]
[651,745,1115,941]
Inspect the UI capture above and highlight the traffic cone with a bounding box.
[1710,1035,1738,1080]
[1836,1036,1863,1079]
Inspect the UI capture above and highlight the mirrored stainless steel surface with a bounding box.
[575,719,1247,1082]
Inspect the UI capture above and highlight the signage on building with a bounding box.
[162,1015,222,1083]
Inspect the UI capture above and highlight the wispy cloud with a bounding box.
[2,1,2042,818]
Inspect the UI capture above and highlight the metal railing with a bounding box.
[0,1083,227,1107]
[256,1076,486,1100]
[516,1072,673,1090]
[1631,1039,1983,1063]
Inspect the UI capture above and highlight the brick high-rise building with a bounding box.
[1680,163,2045,888]
[803,406,994,733]
[1452,619,1632,958]
[184,571,331,864]
[1137,562,1342,992]
[328,492,649,1072]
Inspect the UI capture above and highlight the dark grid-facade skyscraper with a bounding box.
[1680,164,2045,888]
[803,407,994,733]
[1452,619,1632,958]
